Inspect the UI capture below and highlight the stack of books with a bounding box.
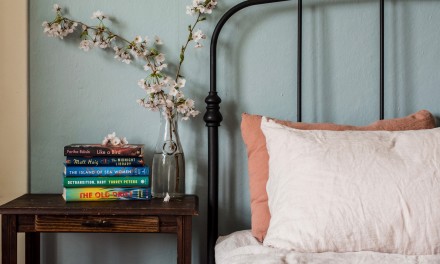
[62,144,151,202]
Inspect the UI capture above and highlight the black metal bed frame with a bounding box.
[204,1,386,263]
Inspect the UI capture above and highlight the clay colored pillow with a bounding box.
[241,110,436,242]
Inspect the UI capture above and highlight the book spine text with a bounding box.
[65,157,144,167]
[63,187,151,201]
[64,166,150,177]
[63,176,150,187]
[64,145,143,157]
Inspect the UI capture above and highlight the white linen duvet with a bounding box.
[215,230,440,264]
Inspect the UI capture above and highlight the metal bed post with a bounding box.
[203,1,291,263]
[297,0,302,122]
[380,0,385,119]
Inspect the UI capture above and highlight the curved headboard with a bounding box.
[204,1,385,263]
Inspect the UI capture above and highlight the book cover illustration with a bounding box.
[64,165,150,177]
[65,157,144,167]
[64,144,144,157]
[64,176,150,187]
[62,187,151,201]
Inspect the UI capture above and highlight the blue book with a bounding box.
[64,165,150,177]
[65,156,144,167]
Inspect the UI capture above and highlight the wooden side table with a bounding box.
[0,194,198,264]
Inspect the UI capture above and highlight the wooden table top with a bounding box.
[0,194,198,216]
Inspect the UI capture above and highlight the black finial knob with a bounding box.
[204,92,223,127]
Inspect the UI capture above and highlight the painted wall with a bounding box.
[0,0,28,263]
[29,0,440,263]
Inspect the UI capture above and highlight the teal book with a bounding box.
[63,176,150,187]
[64,165,149,177]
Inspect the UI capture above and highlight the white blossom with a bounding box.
[177,104,188,114]
[79,40,93,51]
[162,76,173,85]
[101,132,127,146]
[154,35,163,45]
[189,109,200,117]
[91,10,106,20]
[175,77,186,88]
[136,99,146,107]
[43,21,77,39]
[145,100,159,111]
[176,90,185,100]
[53,4,61,12]
[187,0,217,15]
[192,29,206,48]
[169,87,179,96]
[138,79,149,91]
[130,47,144,58]
[143,64,152,72]
[142,48,151,56]
[192,29,206,41]
[186,6,196,16]
[155,53,165,63]
[111,137,121,146]
[166,99,174,108]
[113,46,132,64]
[156,63,167,71]
[134,35,142,43]
[185,99,195,108]
[151,83,163,93]
[163,193,171,202]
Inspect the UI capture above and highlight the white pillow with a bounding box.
[261,117,440,255]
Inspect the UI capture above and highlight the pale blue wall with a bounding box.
[30,0,440,263]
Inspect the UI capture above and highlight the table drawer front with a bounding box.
[35,215,159,232]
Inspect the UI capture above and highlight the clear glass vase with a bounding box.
[151,110,185,198]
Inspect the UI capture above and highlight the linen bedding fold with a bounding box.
[216,230,440,264]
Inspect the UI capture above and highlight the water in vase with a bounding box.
[152,152,185,198]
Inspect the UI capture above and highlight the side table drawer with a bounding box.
[35,215,159,233]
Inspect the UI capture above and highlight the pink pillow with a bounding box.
[241,110,436,242]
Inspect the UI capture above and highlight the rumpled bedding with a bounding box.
[215,230,440,264]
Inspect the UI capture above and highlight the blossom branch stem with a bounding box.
[175,13,202,81]
[63,17,134,47]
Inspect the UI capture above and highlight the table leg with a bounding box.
[25,232,40,264]
[2,214,17,264]
[177,216,192,264]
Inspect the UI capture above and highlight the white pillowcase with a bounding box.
[261,117,440,255]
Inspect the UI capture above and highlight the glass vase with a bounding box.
[151,110,185,198]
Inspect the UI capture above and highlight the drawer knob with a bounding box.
[81,220,113,227]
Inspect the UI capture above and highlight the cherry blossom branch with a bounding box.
[43,1,217,121]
